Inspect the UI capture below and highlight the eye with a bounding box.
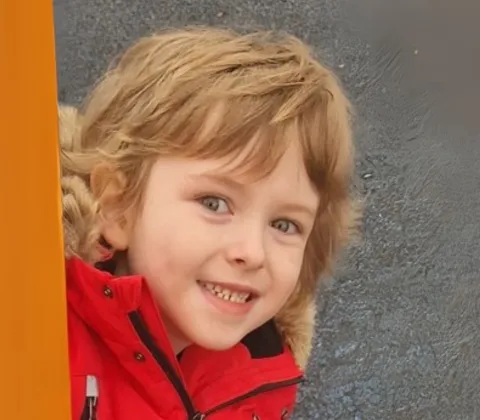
[199,196,230,214]
[270,219,300,235]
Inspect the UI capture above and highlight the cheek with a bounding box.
[127,214,174,277]
[127,222,185,309]
[128,208,215,280]
[271,249,304,296]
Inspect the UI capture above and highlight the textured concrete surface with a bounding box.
[54,0,480,418]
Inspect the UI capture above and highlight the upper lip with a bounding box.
[198,279,260,296]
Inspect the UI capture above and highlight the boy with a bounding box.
[59,26,358,419]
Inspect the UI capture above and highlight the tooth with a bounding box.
[202,282,251,303]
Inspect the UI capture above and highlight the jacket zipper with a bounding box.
[128,311,201,420]
[80,375,99,420]
[200,376,304,419]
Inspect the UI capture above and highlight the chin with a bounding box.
[190,333,244,351]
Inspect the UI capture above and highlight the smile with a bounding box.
[197,280,253,304]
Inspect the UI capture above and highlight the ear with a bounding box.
[90,164,131,251]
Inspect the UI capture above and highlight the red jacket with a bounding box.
[66,257,305,420]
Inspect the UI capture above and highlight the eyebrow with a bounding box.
[278,202,317,220]
[186,173,247,192]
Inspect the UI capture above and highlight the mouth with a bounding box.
[197,280,255,304]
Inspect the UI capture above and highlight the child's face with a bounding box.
[121,142,319,353]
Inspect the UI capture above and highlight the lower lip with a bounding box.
[199,284,255,316]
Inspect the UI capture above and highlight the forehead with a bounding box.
[170,140,319,208]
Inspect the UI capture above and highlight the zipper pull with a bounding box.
[86,375,99,420]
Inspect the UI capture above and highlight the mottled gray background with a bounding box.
[54,0,480,418]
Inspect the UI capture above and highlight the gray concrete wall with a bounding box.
[54,1,480,418]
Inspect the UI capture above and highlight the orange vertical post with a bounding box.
[0,1,71,419]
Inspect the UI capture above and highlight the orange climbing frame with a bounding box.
[0,1,71,419]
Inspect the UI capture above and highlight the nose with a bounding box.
[224,223,266,271]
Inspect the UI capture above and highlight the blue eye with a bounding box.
[271,219,300,235]
[199,196,230,214]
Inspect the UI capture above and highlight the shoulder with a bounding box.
[240,325,301,419]
[181,320,303,418]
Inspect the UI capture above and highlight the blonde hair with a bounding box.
[61,26,359,307]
